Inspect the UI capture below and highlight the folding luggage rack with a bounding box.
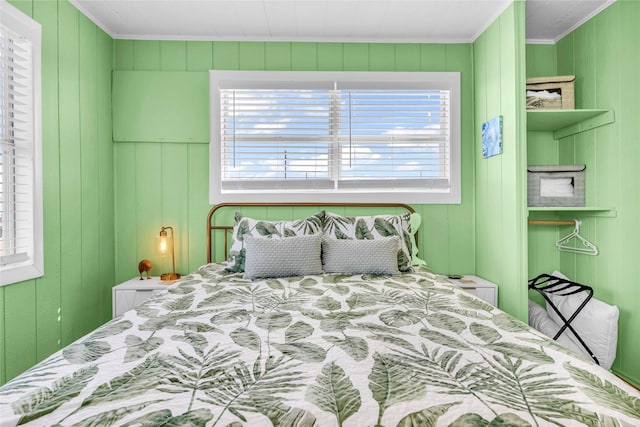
[528,273,599,365]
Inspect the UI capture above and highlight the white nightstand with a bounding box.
[112,277,173,317]
[446,275,498,307]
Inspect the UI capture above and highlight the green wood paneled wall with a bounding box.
[0,0,113,384]
[112,41,477,284]
[526,0,640,387]
[473,2,528,322]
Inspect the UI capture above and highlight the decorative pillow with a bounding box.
[226,211,324,273]
[243,234,323,279]
[322,211,412,272]
[409,212,427,266]
[528,300,590,359]
[544,271,619,369]
[322,236,400,276]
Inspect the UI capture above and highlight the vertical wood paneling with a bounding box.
[420,44,447,72]
[186,41,213,71]
[474,3,527,321]
[79,14,101,331]
[615,0,640,385]
[4,283,37,379]
[135,144,163,275]
[317,43,343,70]
[291,43,317,70]
[444,44,475,275]
[114,39,134,71]
[369,44,394,71]
[97,29,114,324]
[114,143,138,284]
[187,144,210,271]
[160,41,187,71]
[265,42,291,70]
[239,42,265,70]
[395,44,420,71]
[134,40,160,71]
[161,144,189,273]
[213,42,239,69]
[525,44,556,77]
[33,0,62,361]
[343,43,368,71]
[58,0,83,345]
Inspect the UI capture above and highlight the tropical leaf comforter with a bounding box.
[1,264,639,426]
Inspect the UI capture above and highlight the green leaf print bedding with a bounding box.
[1,264,638,426]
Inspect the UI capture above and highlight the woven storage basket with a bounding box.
[526,75,575,109]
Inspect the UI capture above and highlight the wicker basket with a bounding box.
[526,75,575,110]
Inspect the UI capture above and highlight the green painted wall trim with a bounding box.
[473,2,528,322]
[113,71,209,143]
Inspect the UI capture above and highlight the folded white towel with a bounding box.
[540,178,574,197]
[527,89,561,99]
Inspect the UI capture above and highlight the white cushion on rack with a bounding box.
[528,300,589,359]
[544,271,619,369]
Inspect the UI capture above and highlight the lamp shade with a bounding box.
[158,226,180,281]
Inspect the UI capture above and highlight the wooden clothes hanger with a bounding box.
[555,219,598,256]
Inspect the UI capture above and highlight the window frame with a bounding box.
[0,1,43,286]
[209,70,460,204]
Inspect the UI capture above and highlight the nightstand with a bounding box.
[446,275,498,307]
[112,277,173,317]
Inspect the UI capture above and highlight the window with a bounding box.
[210,70,460,204]
[0,2,42,286]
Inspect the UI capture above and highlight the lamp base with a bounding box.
[160,272,181,281]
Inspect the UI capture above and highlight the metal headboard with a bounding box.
[206,202,416,263]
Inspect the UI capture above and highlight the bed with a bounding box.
[1,203,638,426]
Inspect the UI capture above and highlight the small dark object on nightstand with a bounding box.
[138,259,152,280]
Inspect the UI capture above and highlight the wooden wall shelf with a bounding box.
[527,109,614,139]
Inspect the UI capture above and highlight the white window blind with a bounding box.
[0,2,42,286]
[211,71,460,204]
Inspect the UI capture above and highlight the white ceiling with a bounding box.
[70,0,615,44]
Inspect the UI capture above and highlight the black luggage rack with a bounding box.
[528,273,599,365]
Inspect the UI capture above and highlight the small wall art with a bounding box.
[482,115,503,158]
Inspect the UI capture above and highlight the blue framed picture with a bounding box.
[482,115,503,158]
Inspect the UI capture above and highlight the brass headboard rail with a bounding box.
[206,202,416,263]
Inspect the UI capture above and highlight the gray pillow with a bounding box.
[322,212,412,272]
[243,234,323,279]
[322,236,401,275]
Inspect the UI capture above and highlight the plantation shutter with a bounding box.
[338,89,450,190]
[211,71,460,204]
[0,3,42,285]
[219,88,335,191]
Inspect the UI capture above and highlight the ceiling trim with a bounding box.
[68,0,115,38]
[469,0,514,43]
[551,0,616,43]
[107,34,478,44]
[525,39,555,45]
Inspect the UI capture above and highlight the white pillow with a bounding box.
[544,271,618,369]
[528,300,589,359]
[243,234,323,279]
[322,236,400,275]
